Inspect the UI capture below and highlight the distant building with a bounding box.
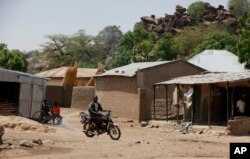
[0,68,47,118]
[36,67,97,86]
[188,50,247,72]
[95,60,204,121]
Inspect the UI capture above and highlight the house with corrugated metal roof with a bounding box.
[188,50,247,72]
[0,68,48,118]
[95,60,205,121]
[154,71,250,135]
[36,67,97,86]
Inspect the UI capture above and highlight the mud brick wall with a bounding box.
[96,76,141,120]
[151,99,179,120]
[71,86,95,110]
[228,117,250,135]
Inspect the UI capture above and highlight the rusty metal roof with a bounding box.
[36,67,97,78]
[156,71,250,85]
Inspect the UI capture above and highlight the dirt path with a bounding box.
[1,108,250,159]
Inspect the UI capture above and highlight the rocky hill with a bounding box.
[139,3,238,35]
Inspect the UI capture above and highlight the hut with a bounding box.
[154,72,250,135]
[95,60,204,121]
[0,68,47,118]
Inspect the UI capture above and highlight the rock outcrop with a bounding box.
[139,3,238,35]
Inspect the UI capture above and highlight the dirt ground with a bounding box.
[1,108,250,159]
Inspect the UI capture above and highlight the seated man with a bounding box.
[51,102,62,124]
[88,96,104,127]
[42,99,50,116]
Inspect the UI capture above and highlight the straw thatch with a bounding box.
[86,65,106,86]
[61,62,78,87]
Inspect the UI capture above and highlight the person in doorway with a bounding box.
[51,102,62,124]
[236,96,245,116]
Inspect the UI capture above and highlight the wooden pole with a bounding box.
[226,84,229,120]
[192,86,195,124]
[208,85,212,126]
[165,85,168,122]
[153,85,156,120]
[177,85,180,123]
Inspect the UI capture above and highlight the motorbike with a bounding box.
[80,110,121,140]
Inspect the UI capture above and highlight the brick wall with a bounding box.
[228,117,250,135]
[71,86,95,110]
[96,76,140,120]
[46,86,73,107]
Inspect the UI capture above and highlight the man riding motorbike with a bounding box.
[88,96,105,128]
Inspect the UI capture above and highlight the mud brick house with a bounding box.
[155,72,250,135]
[0,68,47,118]
[95,60,204,121]
[36,67,97,107]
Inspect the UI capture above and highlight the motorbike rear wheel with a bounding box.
[83,122,95,137]
[108,125,121,140]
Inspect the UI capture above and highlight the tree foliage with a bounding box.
[41,30,105,69]
[228,0,249,18]
[187,1,206,21]
[0,43,28,72]
[237,29,250,68]
[108,26,174,68]
[189,32,237,58]
[171,25,233,58]
[237,12,250,68]
[98,25,123,57]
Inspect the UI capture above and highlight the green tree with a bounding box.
[108,25,176,68]
[41,30,104,69]
[190,32,237,58]
[228,0,249,18]
[108,25,157,67]
[237,12,250,68]
[171,25,233,58]
[0,44,28,72]
[187,1,206,21]
[98,25,123,57]
[153,33,175,60]
[237,29,250,68]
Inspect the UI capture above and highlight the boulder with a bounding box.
[176,5,186,15]
[222,17,237,25]
[20,140,33,148]
[32,139,43,145]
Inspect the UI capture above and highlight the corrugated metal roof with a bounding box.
[188,50,247,72]
[156,72,250,85]
[36,67,97,78]
[0,67,48,85]
[96,61,170,77]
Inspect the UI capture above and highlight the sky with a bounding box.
[0,0,228,51]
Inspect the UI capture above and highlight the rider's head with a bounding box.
[94,96,98,102]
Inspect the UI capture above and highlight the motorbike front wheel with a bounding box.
[108,125,121,140]
[83,122,95,137]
